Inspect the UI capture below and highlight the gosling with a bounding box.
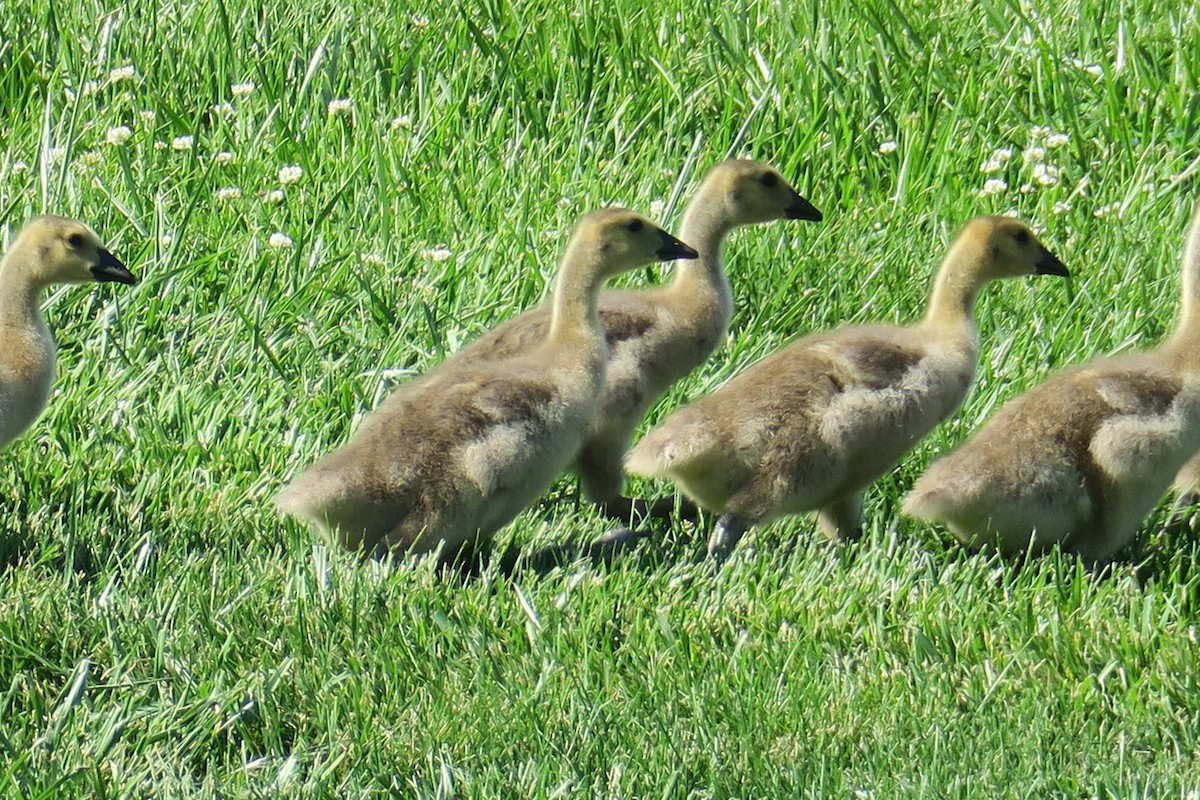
[1,216,137,450]
[904,201,1200,563]
[626,216,1068,560]
[274,209,699,561]
[448,160,822,521]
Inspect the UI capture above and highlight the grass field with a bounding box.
[2,0,1200,795]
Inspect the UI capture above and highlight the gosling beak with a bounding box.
[91,249,139,285]
[656,230,699,261]
[786,192,823,222]
[1035,247,1070,277]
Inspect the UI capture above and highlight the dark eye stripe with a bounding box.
[67,233,84,248]
[627,219,644,233]
[759,173,779,188]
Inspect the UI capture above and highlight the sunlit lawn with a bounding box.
[2,0,1199,795]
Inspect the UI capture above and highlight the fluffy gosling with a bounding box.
[274,209,698,561]
[904,202,1200,563]
[0,216,137,450]
[447,159,821,521]
[626,216,1068,560]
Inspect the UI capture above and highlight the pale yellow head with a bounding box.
[5,215,138,287]
[566,207,698,278]
[955,215,1068,280]
[701,159,823,226]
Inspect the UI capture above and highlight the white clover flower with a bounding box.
[154,141,168,151]
[1141,182,1155,194]
[82,80,102,97]
[327,98,353,115]
[411,14,430,28]
[268,232,294,249]
[215,150,235,165]
[172,135,194,151]
[1053,201,1073,214]
[106,126,133,146]
[980,178,1008,196]
[10,160,28,175]
[1094,202,1120,219]
[214,187,242,201]
[1022,146,1045,163]
[359,252,387,268]
[80,150,103,166]
[878,140,898,154]
[160,233,174,247]
[1045,132,1069,148]
[979,158,1006,174]
[422,244,452,262]
[1030,125,1051,141]
[648,199,666,218]
[1019,183,1036,194]
[231,82,256,97]
[1032,163,1060,186]
[278,165,303,184]
[48,146,67,163]
[212,102,235,119]
[138,109,156,123]
[264,189,286,204]
[390,114,413,130]
[109,65,136,82]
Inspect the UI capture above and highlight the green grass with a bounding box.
[2,0,1200,795]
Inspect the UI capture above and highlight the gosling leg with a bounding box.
[707,512,749,562]
[816,493,865,541]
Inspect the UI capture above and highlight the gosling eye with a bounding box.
[66,233,85,248]
[758,173,779,188]
[626,219,644,233]
[1014,229,1031,245]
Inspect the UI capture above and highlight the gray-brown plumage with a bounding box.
[445,160,822,520]
[0,216,137,450]
[904,202,1200,562]
[626,216,1068,559]
[274,209,698,560]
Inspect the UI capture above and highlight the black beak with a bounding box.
[91,249,138,285]
[656,229,699,261]
[1035,247,1069,277]
[785,192,823,222]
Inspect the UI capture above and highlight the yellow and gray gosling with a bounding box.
[626,216,1068,560]
[444,159,821,522]
[0,216,137,450]
[274,209,698,562]
[904,202,1200,563]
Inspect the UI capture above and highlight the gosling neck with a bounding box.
[546,241,611,350]
[0,256,48,331]
[1165,205,1200,362]
[666,192,734,312]
[920,237,985,343]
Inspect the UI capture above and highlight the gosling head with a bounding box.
[7,215,138,287]
[964,215,1069,280]
[571,208,699,278]
[708,159,823,225]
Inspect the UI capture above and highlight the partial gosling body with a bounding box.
[904,202,1200,563]
[446,160,822,520]
[0,216,137,450]
[274,210,698,560]
[626,216,1068,559]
